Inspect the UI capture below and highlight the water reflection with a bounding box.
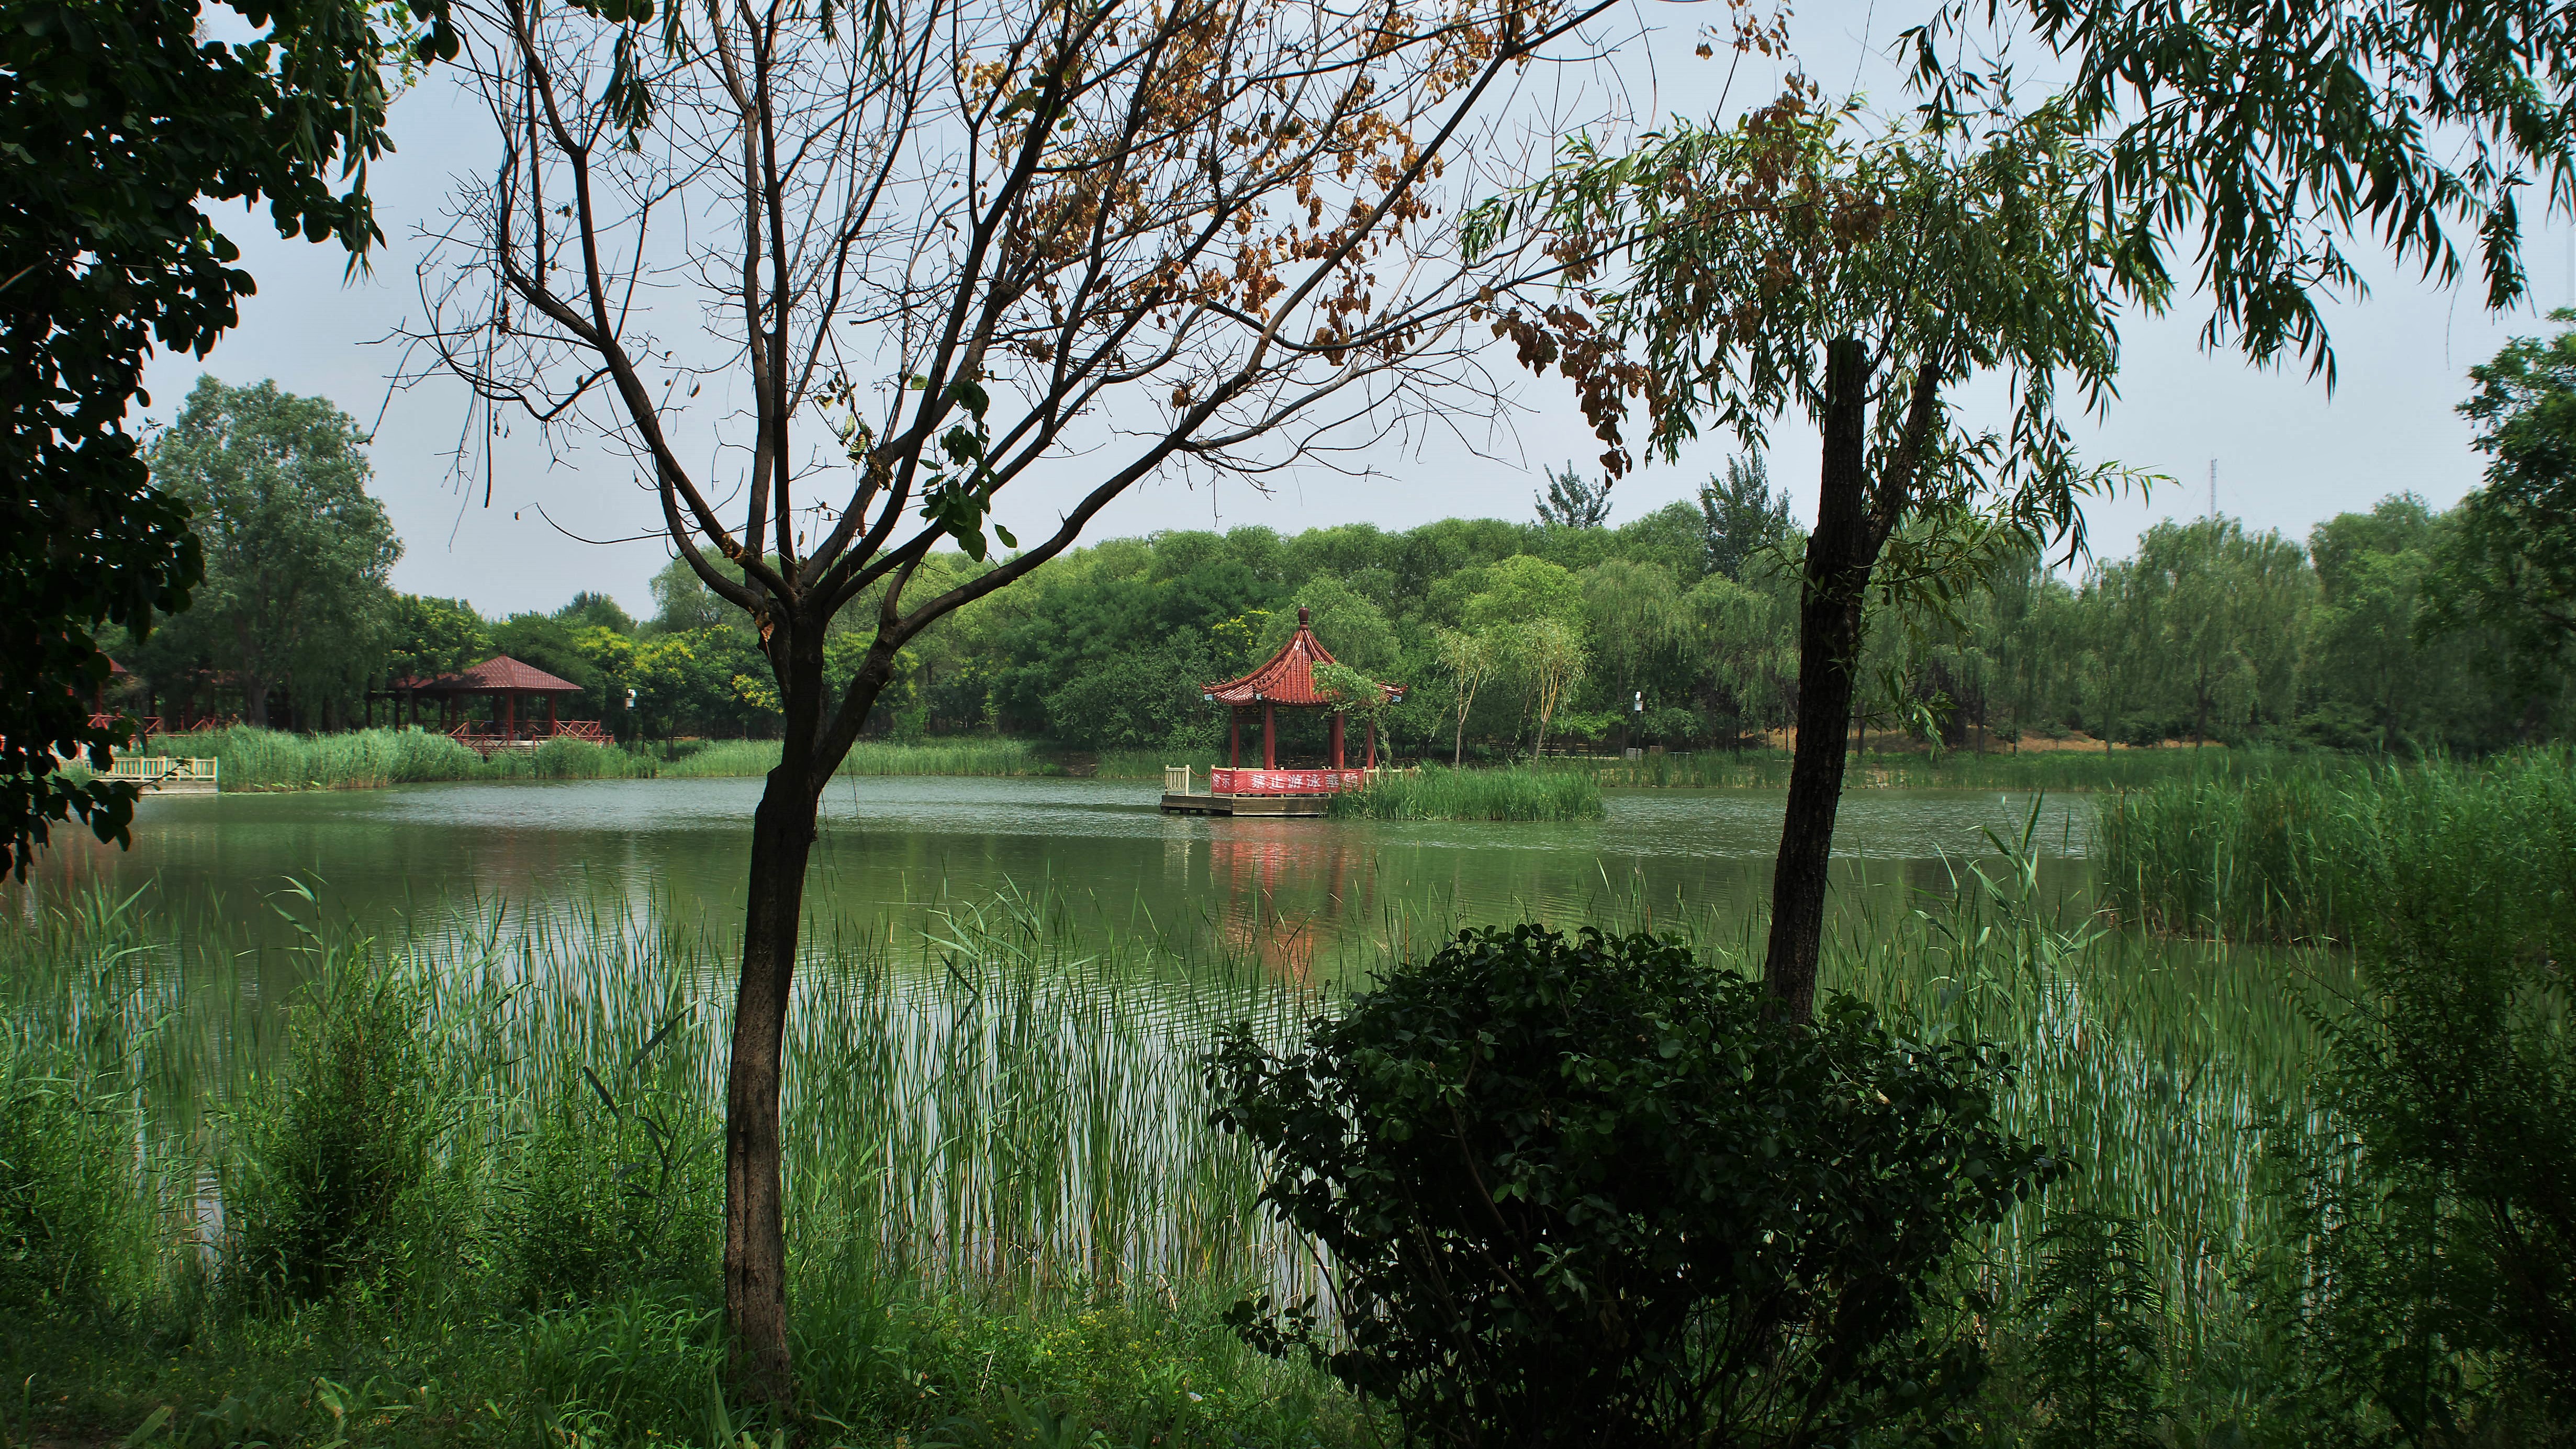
[14,776,2098,966]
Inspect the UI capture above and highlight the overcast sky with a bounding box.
[140,0,2576,621]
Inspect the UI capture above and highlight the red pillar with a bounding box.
[547,693,558,736]
[506,690,518,738]
[1366,718,1377,768]
[1229,709,1241,767]
[1330,713,1345,769]
[1262,701,1276,768]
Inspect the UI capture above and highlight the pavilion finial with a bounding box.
[1297,605,1311,626]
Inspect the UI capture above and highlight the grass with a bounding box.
[1327,764,1605,821]
[2097,748,2576,942]
[164,725,658,790]
[94,727,1065,792]
[17,750,2551,1446]
[655,735,1063,779]
[0,883,1342,1446]
[1563,743,2317,791]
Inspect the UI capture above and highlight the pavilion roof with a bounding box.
[1202,608,1403,707]
[394,655,584,694]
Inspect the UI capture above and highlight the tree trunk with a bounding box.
[244,675,272,729]
[1764,339,1877,1024]
[723,623,834,1405]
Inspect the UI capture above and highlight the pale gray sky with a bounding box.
[139,0,2576,620]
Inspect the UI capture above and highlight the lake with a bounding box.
[17,777,2099,965]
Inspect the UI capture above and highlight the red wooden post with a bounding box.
[1229,709,1241,767]
[1366,718,1377,768]
[547,693,558,735]
[1262,701,1276,768]
[506,690,518,738]
[1330,713,1345,769]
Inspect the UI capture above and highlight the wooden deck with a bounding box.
[1159,792,1330,817]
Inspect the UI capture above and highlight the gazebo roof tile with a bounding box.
[1202,609,1402,707]
[393,655,584,694]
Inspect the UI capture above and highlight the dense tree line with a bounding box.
[115,378,2572,758]
[121,380,2576,761]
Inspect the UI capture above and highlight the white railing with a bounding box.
[1164,764,1195,795]
[106,756,219,787]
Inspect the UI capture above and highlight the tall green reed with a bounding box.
[2099,749,2576,942]
[1569,744,2309,791]
[1327,765,1604,821]
[654,736,1060,779]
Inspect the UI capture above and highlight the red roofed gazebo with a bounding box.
[375,655,609,752]
[1188,606,1403,802]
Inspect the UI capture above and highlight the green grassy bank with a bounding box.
[1566,741,2315,790]
[1327,764,1605,821]
[3,855,2334,1446]
[9,757,2569,1444]
[108,727,1060,791]
[102,727,2346,795]
[2098,747,2576,941]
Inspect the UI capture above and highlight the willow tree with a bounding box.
[413,0,1613,1397]
[1471,99,2131,1019]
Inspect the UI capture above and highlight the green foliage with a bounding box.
[1044,648,1215,751]
[223,946,455,1306]
[2019,1210,2167,1449]
[0,0,449,876]
[142,377,402,730]
[2431,310,2576,689]
[1208,923,2057,1448]
[1911,0,2576,376]
[1533,462,1613,529]
[495,1068,721,1306]
[386,594,491,682]
[2098,750,2576,944]
[1325,765,1602,821]
[1698,453,1795,582]
[2249,751,2576,1439]
[0,1041,132,1319]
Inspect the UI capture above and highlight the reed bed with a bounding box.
[165,724,654,790]
[1566,743,2310,791]
[0,882,1312,1310]
[102,727,1062,792]
[2098,747,2576,943]
[1327,764,1605,821]
[653,736,1061,779]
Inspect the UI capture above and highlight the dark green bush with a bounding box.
[2015,1210,2167,1449]
[1207,923,2059,1449]
[492,1068,720,1306]
[223,948,453,1306]
[0,1044,132,1317]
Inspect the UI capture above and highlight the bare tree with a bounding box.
[407,0,1615,1400]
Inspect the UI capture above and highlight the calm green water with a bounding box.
[19,777,2096,965]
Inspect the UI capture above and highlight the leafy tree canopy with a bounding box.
[1,0,451,874]
[143,378,401,731]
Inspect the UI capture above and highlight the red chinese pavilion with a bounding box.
[376,655,610,752]
[1168,607,1402,811]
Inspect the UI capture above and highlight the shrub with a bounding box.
[0,1042,132,1317]
[2016,1210,2167,1449]
[223,946,454,1306]
[492,1069,721,1306]
[2256,899,2576,1435]
[1208,924,2058,1449]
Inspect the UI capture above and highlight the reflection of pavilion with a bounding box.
[1202,825,1369,982]
[1161,607,1404,816]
